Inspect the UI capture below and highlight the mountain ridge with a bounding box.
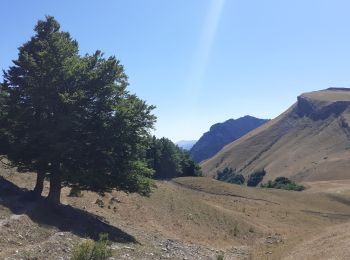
[190,115,269,163]
[201,88,350,182]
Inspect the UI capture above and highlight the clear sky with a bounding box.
[1,0,350,142]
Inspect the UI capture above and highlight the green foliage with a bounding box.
[0,83,9,154]
[115,160,155,196]
[247,169,266,187]
[71,233,112,260]
[146,136,202,179]
[217,254,224,260]
[1,16,156,202]
[216,167,245,185]
[68,186,83,197]
[261,177,305,191]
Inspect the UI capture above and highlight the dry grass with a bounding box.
[201,89,350,184]
[3,164,350,259]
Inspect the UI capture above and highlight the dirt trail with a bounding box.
[171,179,280,205]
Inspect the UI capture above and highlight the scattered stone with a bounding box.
[110,197,122,203]
[123,246,135,251]
[111,244,120,250]
[95,199,105,208]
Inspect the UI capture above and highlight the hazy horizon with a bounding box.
[2,0,350,142]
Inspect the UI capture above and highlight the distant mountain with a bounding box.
[201,88,350,182]
[190,116,268,163]
[176,140,197,150]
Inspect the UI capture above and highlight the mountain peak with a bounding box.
[190,116,269,163]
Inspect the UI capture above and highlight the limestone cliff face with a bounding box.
[201,88,350,182]
[296,94,350,121]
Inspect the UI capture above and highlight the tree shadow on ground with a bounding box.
[0,176,137,243]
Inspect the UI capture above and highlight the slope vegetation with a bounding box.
[201,88,350,182]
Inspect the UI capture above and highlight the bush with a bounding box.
[247,169,266,187]
[261,177,305,191]
[71,233,112,260]
[217,254,224,260]
[68,186,83,197]
[216,167,245,185]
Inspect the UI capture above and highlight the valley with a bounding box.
[1,3,350,260]
[2,164,350,259]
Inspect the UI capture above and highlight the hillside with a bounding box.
[190,116,268,163]
[201,88,350,182]
[3,164,350,259]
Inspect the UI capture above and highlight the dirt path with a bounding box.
[171,179,280,205]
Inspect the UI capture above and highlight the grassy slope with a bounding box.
[3,162,350,259]
[201,89,350,182]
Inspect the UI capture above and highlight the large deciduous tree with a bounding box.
[146,137,202,179]
[1,16,156,204]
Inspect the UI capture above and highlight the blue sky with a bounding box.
[1,0,350,142]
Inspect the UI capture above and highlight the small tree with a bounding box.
[247,169,266,187]
[1,16,156,203]
[216,167,245,185]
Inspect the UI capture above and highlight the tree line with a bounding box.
[0,16,201,204]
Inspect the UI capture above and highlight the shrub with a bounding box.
[68,186,83,197]
[247,169,266,187]
[261,177,305,191]
[217,254,224,260]
[216,167,245,185]
[71,233,112,260]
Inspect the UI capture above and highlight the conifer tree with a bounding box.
[1,16,156,204]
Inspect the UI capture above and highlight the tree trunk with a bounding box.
[33,170,45,196]
[47,163,61,204]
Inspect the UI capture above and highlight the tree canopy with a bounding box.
[146,137,202,179]
[0,16,156,203]
[216,167,245,185]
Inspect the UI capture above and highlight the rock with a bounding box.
[95,199,104,208]
[123,246,135,251]
[111,244,120,250]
